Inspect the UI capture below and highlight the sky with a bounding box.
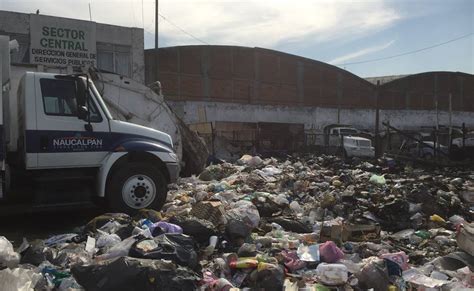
[1,0,473,77]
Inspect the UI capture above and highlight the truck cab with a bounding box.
[322,124,375,159]
[1,36,179,213]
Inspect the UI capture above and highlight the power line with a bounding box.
[130,0,137,27]
[337,32,474,66]
[158,12,210,45]
[141,0,144,29]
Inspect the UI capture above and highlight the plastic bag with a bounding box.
[319,241,344,263]
[226,219,251,243]
[316,263,348,285]
[237,155,263,167]
[58,276,83,291]
[151,221,183,235]
[402,268,449,288]
[129,234,198,269]
[44,234,78,247]
[0,236,20,269]
[96,236,137,261]
[85,213,131,233]
[0,267,42,291]
[96,231,122,250]
[51,246,91,268]
[20,240,52,267]
[226,200,260,229]
[369,174,386,185]
[72,257,199,291]
[261,166,282,176]
[380,251,409,271]
[270,217,312,233]
[169,216,217,244]
[297,244,320,262]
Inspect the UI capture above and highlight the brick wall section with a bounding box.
[145,46,473,111]
[380,72,474,112]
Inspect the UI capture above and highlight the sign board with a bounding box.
[30,14,96,67]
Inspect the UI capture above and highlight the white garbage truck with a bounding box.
[0,36,179,213]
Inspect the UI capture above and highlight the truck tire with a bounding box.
[106,162,167,214]
[337,148,348,160]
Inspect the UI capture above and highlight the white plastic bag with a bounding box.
[0,267,42,291]
[96,231,121,250]
[96,236,136,261]
[238,155,263,167]
[226,200,260,229]
[0,236,20,269]
[316,263,348,285]
[369,174,386,185]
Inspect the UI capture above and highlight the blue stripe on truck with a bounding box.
[25,130,173,153]
[0,125,4,161]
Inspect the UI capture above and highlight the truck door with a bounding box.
[32,75,110,168]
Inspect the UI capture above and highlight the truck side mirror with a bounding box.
[76,78,86,107]
[77,105,89,120]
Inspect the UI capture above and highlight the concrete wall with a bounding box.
[0,11,29,34]
[169,100,474,131]
[95,23,144,83]
[0,10,145,83]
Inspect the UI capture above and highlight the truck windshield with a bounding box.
[340,128,358,135]
[90,82,114,120]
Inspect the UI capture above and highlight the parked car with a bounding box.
[341,136,375,159]
[400,140,448,159]
[452,132,474,148]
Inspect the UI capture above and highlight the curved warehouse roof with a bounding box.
[145,46,474,111]
[378,71,474,111]
[145,45,376,108]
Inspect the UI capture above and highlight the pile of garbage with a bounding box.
[1,154,473,290]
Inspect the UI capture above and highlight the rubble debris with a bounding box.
[0,154,473,290]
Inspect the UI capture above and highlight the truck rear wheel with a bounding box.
[106,162,167,214]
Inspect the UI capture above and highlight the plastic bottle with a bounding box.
[257,262,278,271]
[256,254,278,264]
[430,214,446,223]
[203,236,218,258]
[271,223,284,238]
[229,258,258,269]
[414,230,430,239]
[140,219,154,229]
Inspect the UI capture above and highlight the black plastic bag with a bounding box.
[270,217,312,233]
[169,216,217,244]
[72,256,199,291]
[129,234,198,269]
[20,240,55,266]
[226,219,251,243]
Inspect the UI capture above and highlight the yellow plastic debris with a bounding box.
[430,214,446,223]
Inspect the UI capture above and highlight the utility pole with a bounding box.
[434,74,439,159]
[449,93,452,150]
[155,0,159,50]
[337,73,342,124]
[375,80,380,157]
[154,0,159,82]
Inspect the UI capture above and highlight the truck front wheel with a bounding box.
[106,162,167,213]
